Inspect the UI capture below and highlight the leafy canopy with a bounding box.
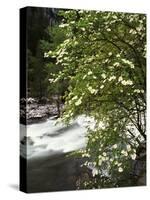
[47,10,146,187]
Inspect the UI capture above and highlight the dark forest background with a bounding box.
[27,7,66,101]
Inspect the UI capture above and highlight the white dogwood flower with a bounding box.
[118,76,123,82]
[121,150,128,156]
[121,80,133,86]
[72,96,78,100]
[75,98,82,106]
[100,85,104,89]
[118,167,123,172]
[101,73,106,79]
[88,86,98,94]
[103,152,107,156]
[131,153,136,160]
[112,144,117,149]
[59,23,69,28]
[108,76,116,81]
[92,168,98,177]
[126,144,131,151]
[88,71,93,75]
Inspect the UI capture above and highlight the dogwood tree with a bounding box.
[47,10,146,187]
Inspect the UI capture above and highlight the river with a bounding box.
[20,115,94,193]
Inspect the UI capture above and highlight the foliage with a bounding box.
[47,10,146,187]
[43,25,69,112]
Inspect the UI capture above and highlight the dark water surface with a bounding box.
[26,153,87,193]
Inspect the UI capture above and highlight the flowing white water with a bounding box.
[20,115,94,159]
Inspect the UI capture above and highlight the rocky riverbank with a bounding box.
[20,97,64,124]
